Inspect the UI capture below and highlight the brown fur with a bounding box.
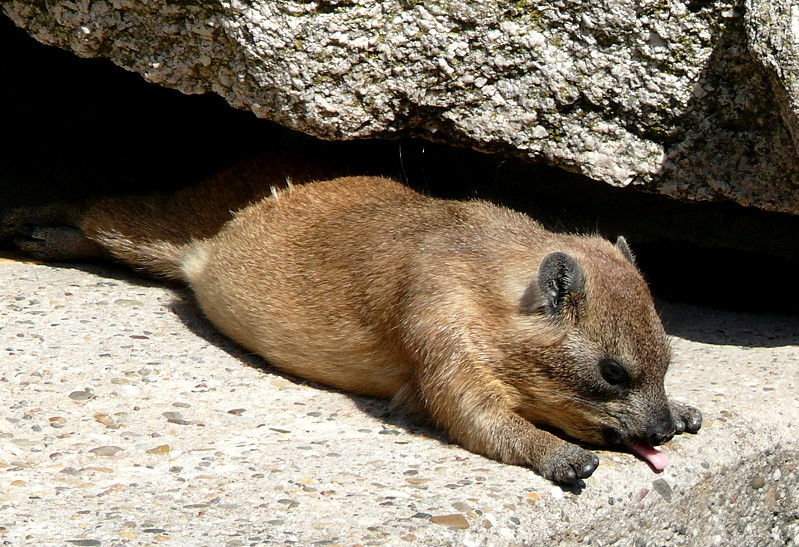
[1,152,701,483]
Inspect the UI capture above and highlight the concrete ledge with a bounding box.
[1,254,797,545]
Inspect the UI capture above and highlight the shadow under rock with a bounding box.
[0,250,173,290]
[657,299,799,348]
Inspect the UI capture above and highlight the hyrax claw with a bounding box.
[673,403,703,434]
[542,444,600,484]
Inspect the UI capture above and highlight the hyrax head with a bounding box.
[514,237,678,452]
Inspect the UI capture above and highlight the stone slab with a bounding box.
[0,254,797,545]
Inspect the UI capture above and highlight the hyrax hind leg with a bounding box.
[2,152,346,270]
[0,202,105,261]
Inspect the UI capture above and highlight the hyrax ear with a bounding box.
[537,252,586,317]
[615,236,636,266]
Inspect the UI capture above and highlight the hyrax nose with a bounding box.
[649,416,676,446]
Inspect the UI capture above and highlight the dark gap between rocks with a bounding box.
[2,13,797,313]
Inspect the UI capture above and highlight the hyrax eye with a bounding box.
[599,359,629,386]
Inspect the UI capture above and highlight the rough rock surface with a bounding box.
[3,0,799,214]
[1,253,798,544]
[746,0,799,157]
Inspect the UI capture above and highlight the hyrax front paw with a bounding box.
[669,401,703,435]
[541,443,600,484]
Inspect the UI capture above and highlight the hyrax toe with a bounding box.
[670,402,703,434]
[541,444,600,484]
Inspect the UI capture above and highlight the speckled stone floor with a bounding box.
[1,252,797,546]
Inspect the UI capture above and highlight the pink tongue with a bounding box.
[625,441,670,471]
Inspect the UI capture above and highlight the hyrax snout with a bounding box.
[1,161,702,484]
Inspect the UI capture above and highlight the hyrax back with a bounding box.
[180,175,701,483]
[2,168,701,483]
